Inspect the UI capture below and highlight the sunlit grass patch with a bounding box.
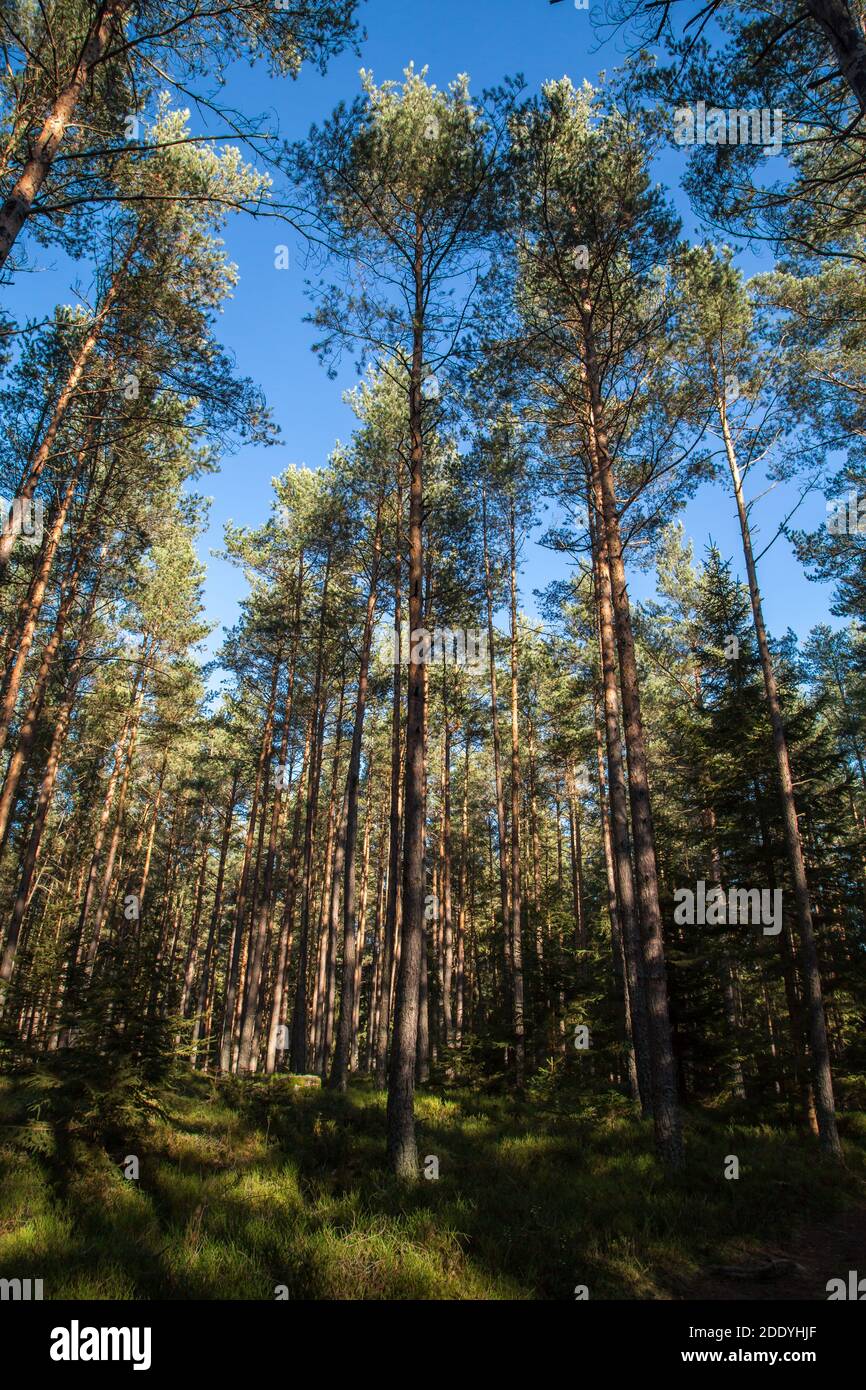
[0,1072,863,1299]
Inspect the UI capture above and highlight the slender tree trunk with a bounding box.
[375,494,403,1087]
[220,658,280,1071]
[527,715,543,966]
[237,565,303,1071]
[351,775,375,1071]
[313,673,346,1072]
[68,649,148,974]
[192,768,239,1067]
[291,553,331,1073]
[266,714,312,1074]
[180,832,212,1018]
[0,455,117,851]
[481,487,511,972]
[455,726,469,1050]
[0,550,86,854]
[566,765,585,953]
[85,705,142,972]
[0,614,94,1005]
[589,492,654,1118]
[366,814,388,1074]
[581,307,682,1165]
[331,510,382,1090]
[594,697,640,1102]
[718,390,840,1157]
[0,445,86,753]
[416,922,430,1083]
[387,214,428,1178]
[439,661,455,1049]
[754,777,818,1130]
[508,498,525,1086]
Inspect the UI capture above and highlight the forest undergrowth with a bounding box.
[2,1071,864,1301]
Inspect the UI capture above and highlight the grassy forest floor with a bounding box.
[2,1073,865,1300]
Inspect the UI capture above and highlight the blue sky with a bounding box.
[6,0,839,658]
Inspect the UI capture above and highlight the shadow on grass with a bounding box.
[1,1071,864,1299]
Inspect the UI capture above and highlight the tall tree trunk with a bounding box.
[594,696,640,1101]
[237,564,303,1072]
[375,491,403,1088]
[84,702,142,973]
[754,776,818,1130]
[455,725,470,1050]
[192,767,240,1067]
[312,673,346,1073]
[0,566,105,1012]
[508,498,525,1086]
[0,452,118,854]
[566,765,585,953]
[439,660,455,1049]
[68,647,148,976]
[265,713,312,1074]
[0,548,86,854]
[481,487,511,973]
[416,921,430,1082]
[366,812,389,1074]
[220,658,280,1072]
[718,388,840,1157]
[290,552,332,1073]
[387,213,428,1178]
[588,469,653,1114]
[0,438,88,754]
[180,832,212,1019]
[351,775,375,1071]
[581,306,683,1165]
[331,510,382,1090]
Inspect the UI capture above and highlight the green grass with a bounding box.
[1,1072,864,1299]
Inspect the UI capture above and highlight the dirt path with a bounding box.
[683,1205,866,1300]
